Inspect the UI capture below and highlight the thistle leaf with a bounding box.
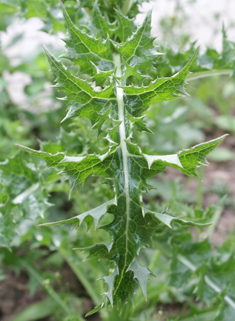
[61,3,113,74]
[114,9,136,42]
[92,2,115,38]
[145,209,211,228]
[127,259,155,299]
[0,153,52,249]
[113,11,160,75]
[16,3,229,311]
[131,135,227,179]
[123,48,199,114]
[102,267,119,306]
[40,198,116,230]
[44,45,114,123]
[17,144,118,195]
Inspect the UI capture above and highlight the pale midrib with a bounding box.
[113,53,130,294]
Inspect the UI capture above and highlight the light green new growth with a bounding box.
[18,0,227,315]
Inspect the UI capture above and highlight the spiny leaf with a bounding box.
[16,144,64,167]
[127,113,152,134]
[45,45,113,98]
[0,153,52,249]
[17,144,118,195]
[91,62,115,86]
[127,259,155,299]
[102,267,119,306]
[114,9,136,42]
[44,45,114,123]
[113,11,160,76]
[40,198,116,230]
[61,3,113,73]
[0,198,14,250]
[91,104,112,135]
[122,49,198,113]
[130,135,227,179]
[0,153,51,220]
[145,209,211,228]
[124,60,147,81]
[92,1,115,38]
[177,134,228,177]
[39,127,85,155]
[123,48,199,114]
[77,243,112,260]
[15,2,230,312]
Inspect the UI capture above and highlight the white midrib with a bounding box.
[114,53,130,277]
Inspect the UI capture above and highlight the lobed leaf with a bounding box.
[123,48,199,114]
[130,134,228,179]
[40,198,117,230]
[17,144,118,195]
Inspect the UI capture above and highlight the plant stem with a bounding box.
[122,0,133,15]
[196,166,204,209]
[205,206,223,239]
[113,53,132,299]
[187,69,231,81]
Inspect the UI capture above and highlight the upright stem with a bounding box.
[122,0,134,15]
[114,53,130,207]
[113,53,131,293]
[196,166,204,209]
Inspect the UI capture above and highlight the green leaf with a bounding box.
[92,2,115,38]
[113,11,160,76]
[123,48,199,114]
[127,259,155,299]
[85,303,105,317]
[44,45,114,123]
[0,153,51,219]
[17,143,118,195]
[15,3,229,312]
[61,3,113,74]
[128,135,227,179]
[40,198,116,230]
[177,134,228,177]
[102,267,119,306]
[0,209,14,250]
[0,153,51,249]
[145,209,211,228]
[129,114,153,133]
[114,9,136,42]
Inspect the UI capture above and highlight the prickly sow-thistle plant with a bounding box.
[18,0,226,314]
